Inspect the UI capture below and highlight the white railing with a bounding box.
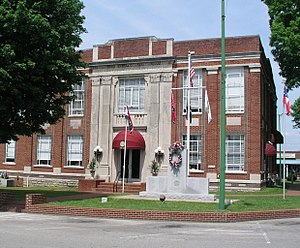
[113,113,147,128]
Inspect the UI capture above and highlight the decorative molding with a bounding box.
[112,76,118,85]
[70,120,81,129]
[150,74,161,82]
[144,76,150,85]
[166,40,173,56]
[206,67,219,75]
[101,76,112,85]
[185,118,199,126]
[91,78,101,86]
[160,73,173,82]
[226,117,241,126]
[93,46,98,61]
[249,67,261,73]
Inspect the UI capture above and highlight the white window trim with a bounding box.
[5,140,16,163]
[66,135,84,167]
[36,135,52,166]
[225,134,245,172]
[68,80,85,117]
[225,67,244,114]
[118,78,145,113]
[182,69,203,114]
[183,135,203,171]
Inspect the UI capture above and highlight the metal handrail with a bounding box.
[113,171,122,192]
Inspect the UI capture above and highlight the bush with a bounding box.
[150,160,159,176]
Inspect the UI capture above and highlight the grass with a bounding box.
[216,185,285,195]
[46,184,300,212]
[48,197,221,212]
[227,196,300,212]
[0,186,83,201]
[2,183,300,212]
[47,195,300,212]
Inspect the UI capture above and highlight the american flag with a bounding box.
[283,85,291,116]
[125,105,134,133]
[189,56,195,87]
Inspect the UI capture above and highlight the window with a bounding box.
[226,135,245,172]
[182,69,203,113]
[226,67,244,113]
[118,78,145,113]
[5,140,16,163]
[183,135,203,171]
[67,135,83,167]
[69,80,85,116]
[36,135,52,165]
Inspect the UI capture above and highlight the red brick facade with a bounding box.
[0,36,277,190]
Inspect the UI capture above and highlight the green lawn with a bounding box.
[46,184,300,212]
[2,184,299,212]
[47,195,300,212]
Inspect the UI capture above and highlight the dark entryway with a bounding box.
[120,149,140,181]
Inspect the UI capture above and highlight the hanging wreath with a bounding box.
[168,142,184,169]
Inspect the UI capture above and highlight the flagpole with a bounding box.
[219,0,226,211]
[278,113,283,181]
[187,52,192,176]
[122,121,128,193]
[283,106,286,199]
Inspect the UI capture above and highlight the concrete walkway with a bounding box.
[286,183,300,196]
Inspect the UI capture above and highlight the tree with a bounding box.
[291,98,300,128]
[262,0,300,126]
[0,0,86,143]
[262,0,300,87]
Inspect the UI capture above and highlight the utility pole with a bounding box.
[219,0,226,211]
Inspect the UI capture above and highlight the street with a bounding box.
[0,212,299,248]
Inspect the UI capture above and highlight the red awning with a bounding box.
[265,142,276,156]
[112,130,145,150]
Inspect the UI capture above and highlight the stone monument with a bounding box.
[139,143,215,201]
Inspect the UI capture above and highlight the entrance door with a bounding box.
[120,149,140,182]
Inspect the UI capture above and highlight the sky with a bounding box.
[79,0,299,151]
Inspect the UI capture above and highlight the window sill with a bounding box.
[33,165,52,168]
[68,114,84,118]
[2,162,16,166]
[190,170,204,173]
[64,166,84,169]
[225,112,244,115]
[225,171,247,174]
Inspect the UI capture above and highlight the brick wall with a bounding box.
[80,49,93,62]
[25,193,300,223]
[152,40,167,55]
[25,194,47,208]
[114,38,150,58]
[78,179,103,192]
[23,177,78,188]
[98,46,111,60]
[0,192,12,206]
[173,36,260,56]
[0,35,276,190]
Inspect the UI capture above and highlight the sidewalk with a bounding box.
[286,183,300,196]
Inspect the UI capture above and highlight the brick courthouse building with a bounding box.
[0,35,281,190]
